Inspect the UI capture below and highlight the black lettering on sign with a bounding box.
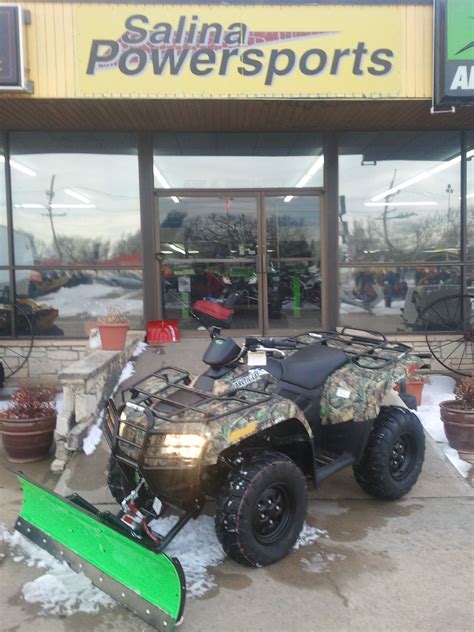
[87,40,120,75]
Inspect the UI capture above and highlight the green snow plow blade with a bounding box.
[15,474,185,631]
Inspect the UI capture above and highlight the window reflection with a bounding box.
[154,132,323,189]
[162,261,259,331]
[10,133,141,266]
[15,269,143,337]
[158,196,257,259]
[339,132,462,263]
[339,266,461,333]
[0,274,12,337]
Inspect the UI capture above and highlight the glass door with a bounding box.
[154,193,261,334]
[263,194,322,333]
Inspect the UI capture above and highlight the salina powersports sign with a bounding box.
[434,0,474,106]
[77,5,401,98]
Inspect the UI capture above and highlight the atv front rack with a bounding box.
[103,366,271,477]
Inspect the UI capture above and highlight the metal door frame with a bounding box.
[153,188,324,336]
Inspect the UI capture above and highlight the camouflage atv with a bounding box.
[105,327,426,569]
[15,327,426,630]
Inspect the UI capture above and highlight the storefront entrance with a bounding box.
[154,190,322,335]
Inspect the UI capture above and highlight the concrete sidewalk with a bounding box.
[1,340,473,632]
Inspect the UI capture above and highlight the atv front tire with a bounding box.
[353,406,425,500]
[215,451,307,567]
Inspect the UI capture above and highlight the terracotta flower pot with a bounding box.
[0,413,56,463]
[406,382,424,406]
[394,381,425,406]
[98,322,129,350]
[439,401,474,452]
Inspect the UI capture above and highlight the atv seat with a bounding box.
[279,344,348,390]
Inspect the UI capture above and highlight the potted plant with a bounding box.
[0,385,56,463]
[98,305,129,351]
[405,373,430,406]
[439,376,474,452]
[394,372,430,407]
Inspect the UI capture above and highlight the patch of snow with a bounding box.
[55,392,64,416]
[416,375,471,478]
[82,411,104,456]
[115,361,135,390]
[40,282,143,319]
[0,523,114,615]
[132,341,148,358]
[82,359,136,456]
[300,551,346,574]
[149,515,225,599]
[0,399,10,410]
[293,523,328,550]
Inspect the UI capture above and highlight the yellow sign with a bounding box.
[76,5,401,98]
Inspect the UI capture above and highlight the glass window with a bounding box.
[15,268,144,337]
[467,132,474,261]
[339,132,462,263]
[0,273,11,337]
[162,261,259,332]
[158,195,257,259]
[0,136,7,264]
[339,265,462,333]
[154,133,323,189]
[10,133,141,266]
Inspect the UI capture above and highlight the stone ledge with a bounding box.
[59,335,139,381]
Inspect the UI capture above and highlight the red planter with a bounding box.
[98,322,129,350]
[394,381,425,406]
[439,401,474,452]
[0,413,56,463]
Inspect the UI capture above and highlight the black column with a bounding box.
[322,131,339,330]
[138,133,157,324]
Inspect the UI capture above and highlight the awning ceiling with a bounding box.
[0,99,473,133]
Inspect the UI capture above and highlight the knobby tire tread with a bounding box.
[215,450,307,567]
[353,406,425,500]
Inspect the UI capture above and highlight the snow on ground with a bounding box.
[82,357,137,456]
[293,523,328,550]
[339,299,404,316]
[416,375,471,478]
[0,524,114,615]
[82,411,104,456]
[149,516,325,598]
[40,282,143,318]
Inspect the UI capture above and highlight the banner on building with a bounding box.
[434,0,474,106]
[0,5,32,92]
[76,5,402,99]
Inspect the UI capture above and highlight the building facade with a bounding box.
[0,0,473,350]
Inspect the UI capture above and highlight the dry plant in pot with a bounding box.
[98,305,129,351]
[0,385,56,463]
[439,376,474,452]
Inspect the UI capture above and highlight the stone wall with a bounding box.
[53,335,140,471]
[0,340,88,384]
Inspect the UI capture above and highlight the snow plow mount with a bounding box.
[15,473,187,631]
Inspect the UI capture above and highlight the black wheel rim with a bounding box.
[252,484,295,545]
[389,433,415,480]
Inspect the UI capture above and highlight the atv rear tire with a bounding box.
[107,457,133,504]
[215,451,307,567]
[353,406,425,500]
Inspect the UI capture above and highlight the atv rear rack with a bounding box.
[292,327,414,370]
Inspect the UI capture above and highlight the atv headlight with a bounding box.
[161,434,206,459]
